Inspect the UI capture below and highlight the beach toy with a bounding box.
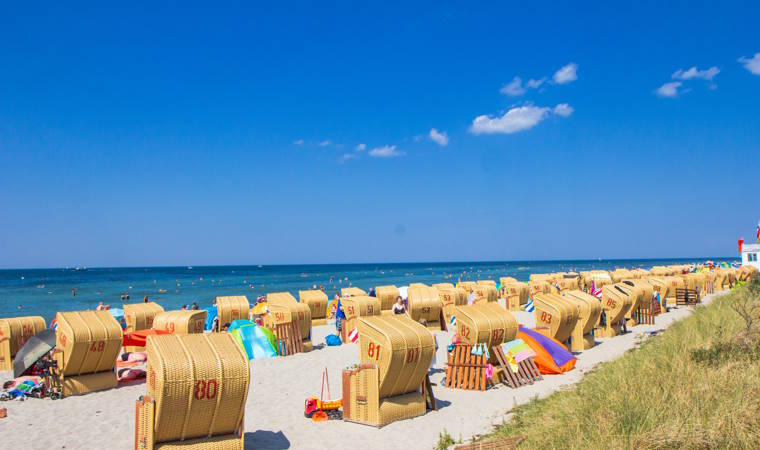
[263,292,313,352]
[152,309,207,335]
[517,326,576,374]
[374,285,400,315]
[228,320,277,360]
[0,316,46,372]
[596,285,633,338]
[560,290,602,351]
[299,290,328,325]
[339,296,380,343]
[123,302,164,351]
[136,333,249,449]
[48,311,123,397]
[532,293,579,344]
[407,284,445,330]
[343,315,434,427]
[215,296,250,331]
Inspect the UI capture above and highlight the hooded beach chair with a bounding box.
[340,287,366,298]
[215,296,250,331]
[532,293,579,345]
[406,284,445,330]
[342,315,435,427]
[298,289,329,325]
[501,282,530,311]
[49,311,123,397]
[374,285,400,315]
[596,285,633,338]
[135,333,249,450]
[124,302,165,351]
[433,284,467,326]
[0,316,46,372]
[340,295,381,342]
[612,282,644,328]
[152,310,207,335]
[263,292,312,353]
[560,290,602,351]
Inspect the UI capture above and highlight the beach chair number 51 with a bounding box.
[194,379,218,400]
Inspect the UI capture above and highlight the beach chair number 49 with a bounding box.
[194,379,218,400]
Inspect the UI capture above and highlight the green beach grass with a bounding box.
[461,281,760,449]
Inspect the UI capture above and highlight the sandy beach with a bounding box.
[0,292,725,450]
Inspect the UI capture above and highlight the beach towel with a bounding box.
[122,329,172,348]
[517,326,576,374]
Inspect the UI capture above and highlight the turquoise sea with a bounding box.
[0,258,736,323]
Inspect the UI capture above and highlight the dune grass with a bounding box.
[474,282,760,449]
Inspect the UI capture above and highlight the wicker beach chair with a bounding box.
[0,316,46,372]
[340,287,366,298]
[501,282,530,311]
[124,302,165,351]
[596,285,633,338]
[152,310,207,335]
[47,311,123,397]
[342,315,434,427]
[561,291,602,351]
[215,296,250,331]
[407,284,445,330]
[298,290,329,325]
[340,296,380,343]
[532,293,579,344]
[374,285,399,315]
[135,333,249,450]
[264,292,312,353]
[434,284,467,326]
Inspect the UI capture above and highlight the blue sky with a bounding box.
[1,2,759,268]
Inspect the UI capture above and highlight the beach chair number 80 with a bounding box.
[193,379,218,400]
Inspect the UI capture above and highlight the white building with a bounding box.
[742,243,760,271]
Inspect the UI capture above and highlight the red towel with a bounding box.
[122,329,173,347]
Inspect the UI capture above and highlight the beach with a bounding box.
[0,293,725,450]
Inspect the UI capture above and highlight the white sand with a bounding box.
[0,292,725,450]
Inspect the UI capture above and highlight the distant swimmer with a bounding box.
[181,304,188,311]
[17,304,22,310]
[143,295,149,303]
[96,301,105,311]
[72,288,76,297]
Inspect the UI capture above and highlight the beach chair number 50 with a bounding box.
[194,379,218,400]
[367,342,381,361]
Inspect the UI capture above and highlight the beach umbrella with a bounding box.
[251,302,268,315]
[13,328,56,377]
[229,322,276,360]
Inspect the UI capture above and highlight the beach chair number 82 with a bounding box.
[194,379,218,400]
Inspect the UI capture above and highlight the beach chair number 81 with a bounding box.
[367,342,381,361]
[194,379,218,400]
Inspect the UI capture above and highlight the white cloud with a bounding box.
[553,103,574,117]
[369,145,403,158]
[672,66,720,81]
[656,81,682,98]
[355,143,366,151]
[553,63,578,84]
[429,128,449,146]
[470,104,574,135]
[317,140,331,147]
[739,53,760,75]
[338,153,358,163]
[526,77,546,89]
[500,76,546,96]
[293,139,304,145]
[500,77,526,96]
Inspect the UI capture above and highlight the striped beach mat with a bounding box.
[525,299,534,313]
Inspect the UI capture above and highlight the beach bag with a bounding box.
[325,334,342,346]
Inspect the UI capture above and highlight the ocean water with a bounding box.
[0,258,735,323]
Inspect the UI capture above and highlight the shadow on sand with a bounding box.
[244,430,291,450]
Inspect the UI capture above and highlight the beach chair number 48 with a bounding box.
[194,379,218,400]
[89,341,105,352]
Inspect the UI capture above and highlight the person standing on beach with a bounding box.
[334,294,345,333]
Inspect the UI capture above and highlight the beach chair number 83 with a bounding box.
[194,379,218,400]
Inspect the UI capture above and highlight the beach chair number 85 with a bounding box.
[194,379,218,400]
